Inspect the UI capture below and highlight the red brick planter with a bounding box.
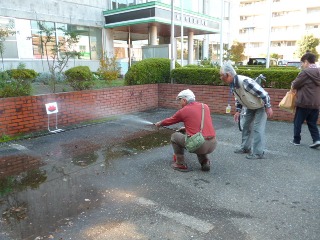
[0,84,318,137]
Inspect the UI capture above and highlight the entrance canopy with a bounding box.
[103,1,220,41]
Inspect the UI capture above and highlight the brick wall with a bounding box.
[0,84,318,137]
[158,84,300,122]
[0,84,158,136]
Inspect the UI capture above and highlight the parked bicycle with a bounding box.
[238,74,266,131]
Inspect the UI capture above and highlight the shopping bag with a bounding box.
[185,132,205,153]
[279,90,296,113]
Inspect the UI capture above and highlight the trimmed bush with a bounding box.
[235,68,299,89]
[125,58,181,85]
[65,66,94,91]
[5,69,38,81]
[0,69,37,98]
[171,66,299,89]
[34,72,66,85]
[171,68,223,85]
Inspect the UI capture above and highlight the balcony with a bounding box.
[305,13,320,24]
[271,15,303,27]
[269,29,304,41]
[305,28,320,38]
[272,1,302,12]
[239,16,266,29]
[239,2,267,16]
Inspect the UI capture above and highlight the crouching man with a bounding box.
[155,89,217,172]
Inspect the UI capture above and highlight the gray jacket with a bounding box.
[292,67,320,109]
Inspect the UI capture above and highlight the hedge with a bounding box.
[125,58,181,85]
[171,67,299,89]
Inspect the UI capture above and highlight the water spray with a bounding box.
[121,115,179,131]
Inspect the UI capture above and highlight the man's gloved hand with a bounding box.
[154,121,162,128]
[177,127,186,133]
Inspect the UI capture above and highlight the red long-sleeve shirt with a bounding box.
[160,102,216,138]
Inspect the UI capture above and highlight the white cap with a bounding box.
[176,89,195,101]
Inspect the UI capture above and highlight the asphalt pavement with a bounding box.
[0,108,319,240]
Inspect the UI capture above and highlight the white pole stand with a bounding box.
[45,102,64,133]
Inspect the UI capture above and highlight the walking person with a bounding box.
[291,52,320,148]
[155,89,217,172]
[220,62,273,159]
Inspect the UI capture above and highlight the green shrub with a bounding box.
[34,72,66,85]
[171,68,223,85]
[171,66,299,89]
[184,64,201,68]
[64,66,94,91]
[97,53,121,82]
[235,68,299,89]
[5,69,38,81]
[200,58,212,65]
[0,69,36,98]
[124,58,181,85]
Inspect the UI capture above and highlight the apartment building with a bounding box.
[234,0,320,61]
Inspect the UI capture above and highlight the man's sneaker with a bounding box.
[171,163,190,172]
[290,140,300,146]
[246,153,264,159]
[309,140,320,149]
[201,160,210,172]
[173,154,177,162]
[234,148,251,154]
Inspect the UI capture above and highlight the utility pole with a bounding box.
[170,0,175,80]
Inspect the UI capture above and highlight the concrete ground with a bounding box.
[0,108,319,240]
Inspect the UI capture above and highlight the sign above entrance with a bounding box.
[175,13,207,27]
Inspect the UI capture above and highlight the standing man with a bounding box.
[220,62,273,159]
[155,89,217,172]
[291,52,320,148]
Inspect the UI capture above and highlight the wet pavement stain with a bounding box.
[0,153,44,179]
[61,140,101,160]
[106,129,172,159]
[0,128,172,240]
[72,152,99,167]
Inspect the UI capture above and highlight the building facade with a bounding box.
[0,0,108,72]
[103,0,222,67]
[0,0,224,75]
[234,0,320,61]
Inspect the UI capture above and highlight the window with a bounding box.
[90,27,102,60]
[307,7,320,14]
[31,21,58,59]
[110,0,139,9]
[287,41,295,47]
[30,20,101,60]
[69,25,91,60]
[0,17,18,58]
[118,0,127,8]
[252,42,262,48]
[306,24,319,29]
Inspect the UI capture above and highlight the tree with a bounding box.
[97,51,121,82]
[295,34,319,60]
[226,41,245,63]
[37,21,81,92]
[270,53,281,60]
[0,20,15,70]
